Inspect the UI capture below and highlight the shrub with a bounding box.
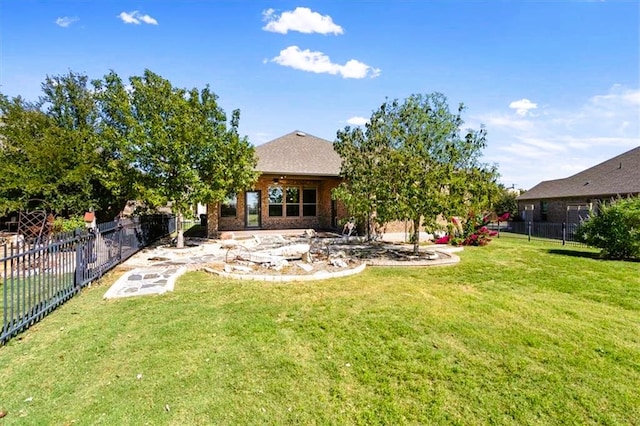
[52,215,86,233]
[494,189,519,220]
[435,235,450,244]
[575,196,640,260]
[449,211,498,247]
[497,212,510,222]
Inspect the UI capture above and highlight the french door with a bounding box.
[245,191,261,228]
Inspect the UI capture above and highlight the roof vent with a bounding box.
[296,131,306,137]
[584,181,590,186]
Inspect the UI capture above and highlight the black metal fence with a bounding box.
[1,215,175,344]
[493,221,585,246]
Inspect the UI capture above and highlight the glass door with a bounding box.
[245,191,261,228]
[331,199,337,229]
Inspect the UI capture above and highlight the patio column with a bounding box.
[207,202,219,239]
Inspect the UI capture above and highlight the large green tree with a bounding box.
[2,70,257,242]
[90,72,143,219]
[0,72,109,216]
[98,69,258,247]
[334,93,500,253]
[0,96,52,214]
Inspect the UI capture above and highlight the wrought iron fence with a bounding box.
[493,221,585,246]
[1,215,175,344]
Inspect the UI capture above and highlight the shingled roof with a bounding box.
[255,131,342,176]
[518,146,640,200]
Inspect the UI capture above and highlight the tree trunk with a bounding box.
[412,217,420,254]
[176,211,184,248]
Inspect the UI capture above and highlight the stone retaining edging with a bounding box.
[202,247,461,282]
[365,249,461,267]
[203,262,367,282]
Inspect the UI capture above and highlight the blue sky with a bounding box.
[1,0,638,190]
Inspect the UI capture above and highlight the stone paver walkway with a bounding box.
[104,239,227,299]
[104,233,461,299]
[103,266,187,299]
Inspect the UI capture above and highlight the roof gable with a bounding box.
[518,146,640,200]
[255,131,342,176]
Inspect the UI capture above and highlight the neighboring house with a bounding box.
[517,146,640,223]
[206,131,348,237]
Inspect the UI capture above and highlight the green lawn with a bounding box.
[1,238,638,425]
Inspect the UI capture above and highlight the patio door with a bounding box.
[245,191,261,228]
[331,199,338,229]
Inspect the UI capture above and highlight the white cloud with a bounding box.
[347,116,369,126]
[478,85,640,189]
[270,46,380,79]
[517,137,567,152]
[478,114,534,131]
[500,143,551,160]
[262,7,343,35]
[118,11,158,25]
[55,17,78,28]
[557,135,636,148]
[509,98,537,116]
[118,11,139,24]
[138,14,158,25]
[590,85,640,106]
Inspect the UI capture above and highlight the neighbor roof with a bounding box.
[255,131,342,176]
[518,146,640,200]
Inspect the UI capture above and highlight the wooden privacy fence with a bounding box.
[1,215,175,345]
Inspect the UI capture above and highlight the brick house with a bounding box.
[206,131,348,237]
[516,146,640,223]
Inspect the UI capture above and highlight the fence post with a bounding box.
[562,222,566,246]
[2,244,7,344]
[74,229,83,289]
[117,221,123,262]
[527,221,532,242]
[2,214,177,345]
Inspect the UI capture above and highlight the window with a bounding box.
[286,187,300,216]
[541,200,548,221]
[267,185,318,217]
[268,186,283,216]
[303,187,317,216]
[220,194,237,217]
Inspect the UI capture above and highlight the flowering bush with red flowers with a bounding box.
[435,235,450,244]
[498,212,510,222]
[448,211,498,246]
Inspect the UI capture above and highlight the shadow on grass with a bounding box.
[547,249,640,262]
[547,249,602,260]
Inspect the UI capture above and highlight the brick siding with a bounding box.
[207,175,347,238]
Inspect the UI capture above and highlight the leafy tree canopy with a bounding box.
[493,186,520,220]
[0,72,105,216]
[95,69,258,246]
[1,70,258,244]
[333,93,500,253]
